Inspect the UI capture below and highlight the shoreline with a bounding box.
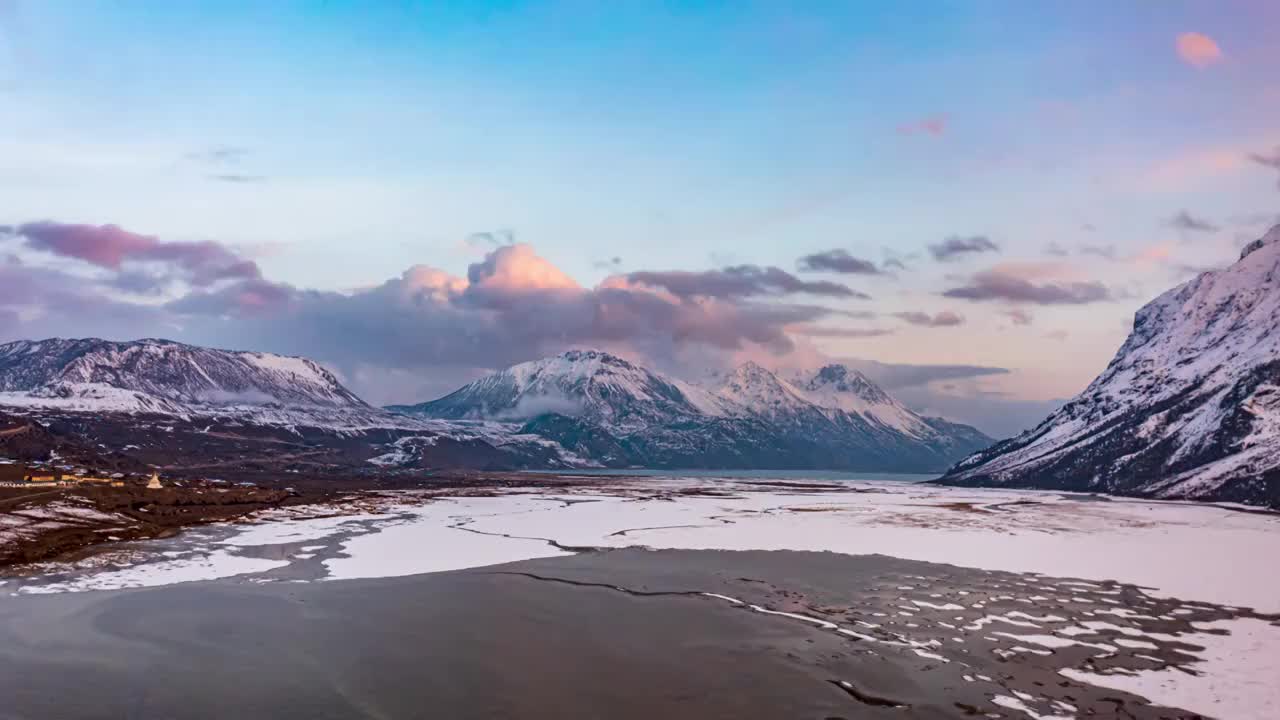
[3,471,1274,576]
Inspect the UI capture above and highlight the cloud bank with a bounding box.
[796,249,882,275]
[892,311,964,327]
[942,268,1112,305]
[626,265,865,300]
[0,219,1073,434]
[929,235,1000,262]
[0,224,863,404]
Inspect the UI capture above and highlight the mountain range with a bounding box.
[0,339,991,474]
[389,349,991,472]
[940,223,1280,508]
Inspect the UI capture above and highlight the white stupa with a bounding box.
[146,471,163,490]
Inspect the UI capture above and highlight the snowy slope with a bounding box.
[0,338,364,412]
[390,350,727,432]
[791,364,935,438]
[0,338,589,469]
[940,224,1280,508]
[713,362,822,421]
[0,338,442,432]
[394,350,993,471]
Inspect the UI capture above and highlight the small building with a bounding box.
[24,471,72,486]
[146,471,163,490]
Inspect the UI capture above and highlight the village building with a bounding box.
[147,471,163,490]
[22,470,73,486]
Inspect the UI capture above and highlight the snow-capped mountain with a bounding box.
[940,224,1280,508]
[0,338,991,474]
[792,364,933,438]
[0,338,586,472]
[0,338,367,417]
[714,362,820,421]
[393,350,993,472]
[392,349,726,431]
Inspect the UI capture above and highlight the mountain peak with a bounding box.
[402,348,718,428]
[715,362,816,417]
[727,360,773,378]
[808,364,891,404]
[557,349,629,365]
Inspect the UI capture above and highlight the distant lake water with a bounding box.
[532,469,938,484]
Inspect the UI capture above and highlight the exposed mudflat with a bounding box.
[2,478,1278,718]
[0,549,1272,719]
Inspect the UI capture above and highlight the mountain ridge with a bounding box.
[0,337,366,413]
[391,349,993,472]
[938,223,1280,508]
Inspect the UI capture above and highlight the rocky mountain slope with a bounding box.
[0,338,581,473]
[392,350,992,472]
[0,338,365,416]
[939,224,1280,508]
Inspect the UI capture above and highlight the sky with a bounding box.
[1,0,1278,437]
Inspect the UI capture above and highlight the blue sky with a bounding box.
[2,1,1278,434]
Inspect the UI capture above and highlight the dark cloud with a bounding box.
[6,221,262,286]
[796,249,882,275]
[1169,210,1219,233]
[943,269,1112,305]
[891,311,964,327]
[1249,146,1280,187]
[882,257,908,271]
[627,265,865,300]
[928,235,1000,262]
[593,256,623,270]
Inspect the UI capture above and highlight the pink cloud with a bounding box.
[1176,32,1222,68]
[466,243,579,293]
[10,221,261,286]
